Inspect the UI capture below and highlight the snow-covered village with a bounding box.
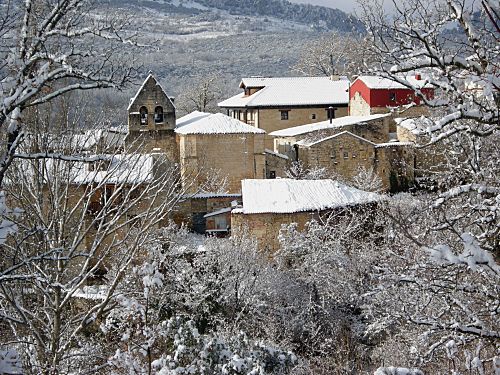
[0,0,498,374]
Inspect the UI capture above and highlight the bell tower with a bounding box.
[126,73,179,164]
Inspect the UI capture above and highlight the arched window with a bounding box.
[139,106,148,125]
[154,106,164,123]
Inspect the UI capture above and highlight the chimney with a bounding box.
[328,106,334,124]
[415,74,422,80]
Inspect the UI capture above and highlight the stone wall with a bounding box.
[232,211,318,251]
[179,133,265,193]
[297,132,415,191]
[126,76,179,163]
[375,145,415,192]
[273,117,390,159]
[265,151,290,179]
[125,130,179,164]
[257,106,349,149]
[298,132,377,182]
[128,76,176,131]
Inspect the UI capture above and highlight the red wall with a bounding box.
[350,79,434,108]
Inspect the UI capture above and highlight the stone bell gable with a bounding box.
[126,73,178,163]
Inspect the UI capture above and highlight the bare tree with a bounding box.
[176,74,224,116]
[0,0,139,187]
[0,107,187,372]
[355,0,499,371]
[292,32,376,78]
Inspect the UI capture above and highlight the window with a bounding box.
[139,106,148,125]
[269,171,276,179]
[154,106,164,123]
[343,151,349,159]
[280,110,289,120]
[330,151,336,160]
[389,92,396,102]
[311,113,316,120]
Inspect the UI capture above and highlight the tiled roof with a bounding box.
[175,111,265,135]
[233,179,381,214]
[269,113,390,137]
[219,76,349,108]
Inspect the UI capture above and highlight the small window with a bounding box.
[269,171,276,179]
[330,151,336,159]
[154,106,164,123]
[139,106,148,125]
[343,151,348,159]
[280,110,289,120]
[389,92,396,102]
[311,113,316,120]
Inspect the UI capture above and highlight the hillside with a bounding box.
[108,0,364,32]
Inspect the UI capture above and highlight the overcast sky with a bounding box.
[288,0,403,15]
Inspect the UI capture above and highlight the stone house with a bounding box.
[295,131,415,191]
[218,76,350,149]
[231,179,381,251]
[175,111,266,194]
[269,113,391,160]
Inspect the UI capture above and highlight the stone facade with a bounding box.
[264,150,290,179]
[232,211,318,251]
[296,132,415,191]
[273,116,390,159]
[178,133,265,194]
[125,74,179,164]
[397,125,447,179]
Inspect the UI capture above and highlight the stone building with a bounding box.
[232,179,381,251]
[295,131,414,191]
[264,149,290,179]
[218,76,350,149]
[125,74,178,164]
[175,111,266,194]
[269,113,391,159]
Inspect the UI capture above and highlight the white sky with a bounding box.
[288,0,357,14]
[289,0,479,15]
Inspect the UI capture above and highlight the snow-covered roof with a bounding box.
[265,149,289,160]
[355,75,434,90]
[203,207,232,218]
[182,192,242,199]
[219,77,349,108]
[31,154,158,185]
[296,130,376,148]
[375,141,414,148]
[175,111,265,135]
[234,179,381,214]
[395,116,434,136]
[269,113,390,137]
